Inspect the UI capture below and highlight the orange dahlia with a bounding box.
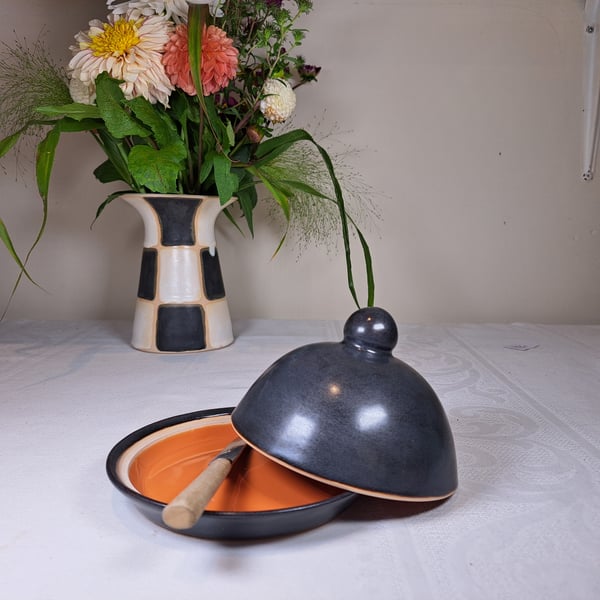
[162,24,195,95]
[162,24,238,97]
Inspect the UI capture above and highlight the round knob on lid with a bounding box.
[343,306,398,353]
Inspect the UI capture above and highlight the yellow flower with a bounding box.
[69,13,174,106]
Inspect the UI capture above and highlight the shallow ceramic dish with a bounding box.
[106,407,356,539]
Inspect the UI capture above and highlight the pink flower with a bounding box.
[162,24,196,95]
[162,24,238,96]
[201,24,239,95]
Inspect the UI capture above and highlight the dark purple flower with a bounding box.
[298,64,321,82]
[214,93,238,108]
[266,0,283,7]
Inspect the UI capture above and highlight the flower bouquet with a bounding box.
[0,0,374,310]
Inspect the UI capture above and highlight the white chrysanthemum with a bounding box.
[69,13,174,106]
[107,0,224,22]
[260,79,297,123]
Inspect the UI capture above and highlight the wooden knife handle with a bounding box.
[162,457,233,530]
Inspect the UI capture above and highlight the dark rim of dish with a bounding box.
[106,407,356,518]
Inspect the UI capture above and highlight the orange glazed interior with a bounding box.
[128,422,341,511]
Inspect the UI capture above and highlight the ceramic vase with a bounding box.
[122,193,234,353]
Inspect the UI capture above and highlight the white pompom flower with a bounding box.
[69,76,96,104]
[107,0,225,22]
[260,79,297,124]
[107,0,190,23]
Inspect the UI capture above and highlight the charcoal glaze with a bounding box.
[231,307,458,500]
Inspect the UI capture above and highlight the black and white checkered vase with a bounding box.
[123,194,234,352]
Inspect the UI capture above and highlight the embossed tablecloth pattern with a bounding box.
[1,320,598,599]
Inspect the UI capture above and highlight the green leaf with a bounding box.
[94,159,125,184]
[213,153,238,204]
[221,205,246,236]
[254,129,311,165]
[0,130,22,159]
[128,145,183,192]
[1,125,61,317]
[203,95,230,149]
[36,103,101,121]
[36,126,61,202]
[186,11,228,150]
[26,125,61,285]
[277,179,329,199]
[92,190,131,225]
[312,139,374,308]
[57,118,104,133]
[248,166,290,220]
[126,97,183,153]
[271,228,289,259]
[234,186,257,236]
[352,219,375,308]
[169,91,192,123]
[95,129,134,188]
[0,218,43,320]
[187,4,208,97]
[228,169,257,236]
[226,120,235,148]
[199,150,215,184]
[0,219,36,286]
[95,73,150,139]
[254,128,376,308]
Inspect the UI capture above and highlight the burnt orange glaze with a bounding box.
[129,422,341,511]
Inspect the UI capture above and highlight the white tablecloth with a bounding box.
[1,320,599,599]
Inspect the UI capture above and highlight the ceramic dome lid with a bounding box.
[231,307,458,501]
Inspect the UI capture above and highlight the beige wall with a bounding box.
[1,0,599,323]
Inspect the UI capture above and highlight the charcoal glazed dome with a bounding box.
[231,307,458,500]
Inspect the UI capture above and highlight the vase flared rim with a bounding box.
[119,192,237,202]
